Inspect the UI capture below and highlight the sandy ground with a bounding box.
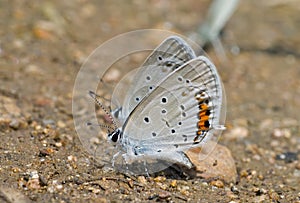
[0,0,300,202]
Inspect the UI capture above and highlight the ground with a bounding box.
[0,0,299,202]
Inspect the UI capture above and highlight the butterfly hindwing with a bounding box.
[122,56,225,154]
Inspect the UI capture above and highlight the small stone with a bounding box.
[55,142,62,147]
[170,180,177,187]
[27,178,40,189]
[127,179,134,188]
[223,126,249,140]
[186,141,237,183]
[272,128,291,138]
[269,191,280,201]
[253,195,267,202]
[258,174,264,180]
[137,176,147,185]
[231,185,239,194]
[210,180,224,188]
[25,64,44,75]
[12,167,21,173]
[67,155,77,162]
[270,140,280,147]
[29,170,39,179]
[39,148,54,156]
[158,191,171,199]
[56,184,63,190]
[35,125,42,130]
[9,119,20,130]
[276,152,298,163]
[226,191,238,200]
[156,182,168,190]
[57,120,66,128]
[153,176,166,182]
[240,169,248,178]
[295,162,300,170]
[0,117,11,126]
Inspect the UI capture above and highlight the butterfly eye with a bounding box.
[108,130,120,142]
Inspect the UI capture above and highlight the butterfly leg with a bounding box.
[143,160,150,177]
[121,153,132,173]
[112,151,121,167]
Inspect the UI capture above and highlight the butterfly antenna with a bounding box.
[89,90,118,129]
[86,122,115,132]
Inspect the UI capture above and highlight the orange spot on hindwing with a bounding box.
[194,91,211,142]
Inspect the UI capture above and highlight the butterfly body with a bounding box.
[105,36,226,173]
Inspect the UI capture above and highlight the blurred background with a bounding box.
[0,0,299,202]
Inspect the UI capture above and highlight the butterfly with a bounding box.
[91,36,226,174]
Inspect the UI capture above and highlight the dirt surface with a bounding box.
[0,0,300,202]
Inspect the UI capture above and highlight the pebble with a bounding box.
[39,148,54,156]
[67,155,77,162]
[295,162,300,170]
[137,176,147,185]
[156,182,168,190]
[57,120,66,128]
[272,128,291,138]
[1,96,21,116]
[231,185,239,194]
[9,119,20,130]
[226,191,238,200]
[240,169,248,178]
[127,179,134,188]
[210,180,224,188]
[275,152,298,163]
[153,176,166,182]
[170,180,177,187]
[158,191,171,199]
[269,191,280,201]
[186,141,237,183]
[42,119,55,126]
[223,126,249,140]
[26,170,40,189]
[25,64,44,76]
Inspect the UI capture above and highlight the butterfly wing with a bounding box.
[122,56,225,162]
[120,36,196,120]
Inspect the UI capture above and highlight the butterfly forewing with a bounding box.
[121,36,196,119]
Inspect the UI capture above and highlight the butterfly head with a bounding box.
[108,128,122,143]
